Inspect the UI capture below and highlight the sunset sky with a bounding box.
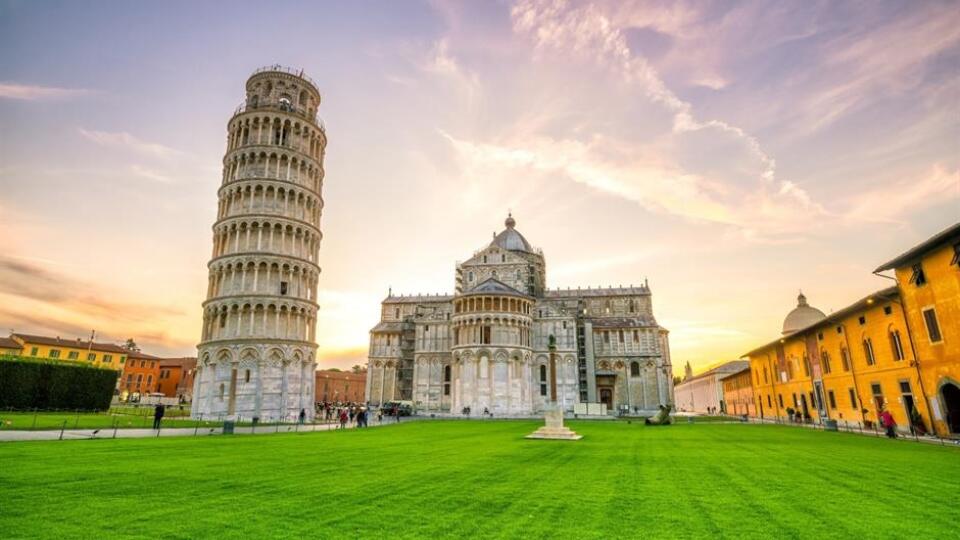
[1,1,957,373]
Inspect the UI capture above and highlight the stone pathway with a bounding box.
[0,417,402,442]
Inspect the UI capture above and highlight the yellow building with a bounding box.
[745,288,929,433]
[874,222,960,437]
[10,333,129,371]
[0,336,22,356]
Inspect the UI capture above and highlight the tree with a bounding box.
[672,375,682,386]
[351,364,366,374]
[124,338,140,352]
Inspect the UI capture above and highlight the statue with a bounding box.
[526,335,582,440]
[645,404,673,425]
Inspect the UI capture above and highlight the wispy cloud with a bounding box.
[129,164,176,184]
[0,82,92,101]
[498,0,827,240]
[844,164,960,224]
[78,128,181,159]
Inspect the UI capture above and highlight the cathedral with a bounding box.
[365,215,674,416]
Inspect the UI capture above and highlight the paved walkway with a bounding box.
[0,418,403,442]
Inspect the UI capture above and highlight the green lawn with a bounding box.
[0,421,956,539]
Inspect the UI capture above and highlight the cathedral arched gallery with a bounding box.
[366,215,674,416]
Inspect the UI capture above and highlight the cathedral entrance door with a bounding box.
[599,388,613,410]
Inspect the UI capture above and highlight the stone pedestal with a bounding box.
[526,405,582,440]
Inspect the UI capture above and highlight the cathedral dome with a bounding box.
[782,291,826,335]
[490,213,533,253]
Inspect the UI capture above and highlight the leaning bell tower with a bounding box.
[192,66,326,421]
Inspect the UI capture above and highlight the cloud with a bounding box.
[129,164,176,184]
[844,164,960,224]
[78,128,181,159]
[0,82,92,101]
[419,39,482,108]
[482,0,827,240]
[0,255,184,330]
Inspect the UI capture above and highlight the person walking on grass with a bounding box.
[377,408,383,424]
[394,405,400,423]
[339,408,348,429]
[880,408,897,439]
[299,408,306,425]
[153,404,165,430]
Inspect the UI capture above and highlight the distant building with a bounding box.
[720,366,755,416]
[9,333,131,371]
[316,370,366,403]
[120,351,163,397]
[673,361,749,414]
[0,336,21,355]
[157,357,198,400]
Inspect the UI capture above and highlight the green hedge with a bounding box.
[0,355,119,411]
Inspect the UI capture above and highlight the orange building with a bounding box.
[120,351,162,398]
[721,367,756,416]
[745,288,928,432]
[157,357,197,400]
[315,369,366,403]
[874,222,960,437]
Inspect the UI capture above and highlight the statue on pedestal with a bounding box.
[526,335,582,441]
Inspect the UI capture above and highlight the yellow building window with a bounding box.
[103,354,113,363]
[67,351,79,360]
[87,353,96,361]
[49,349,61,359]
[30,347,38,356]
[922,308,942,343]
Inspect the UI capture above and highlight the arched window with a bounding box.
[820,350,831,374]
[630,361,640,377]
[298,90,308,106]
[787,361,794,380]
[629,299,636,313]
[840,347,850,371]
[803,355,811,377]
[219,383,225,400]
[863,338,876,365]
[245,369,251,383]
[889,329,905,361]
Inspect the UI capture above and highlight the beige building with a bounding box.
[366,215,673,416]
[673,360,749,414]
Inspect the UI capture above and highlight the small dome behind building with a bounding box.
[782,291,826,335]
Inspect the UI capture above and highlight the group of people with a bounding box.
[315,401,403,429]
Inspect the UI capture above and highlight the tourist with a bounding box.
[377,408,383,424]
[299,408,306,424]
[394,405,400,423]
[880,408,897,439]
[339,408,348,429]
[153,404,165,430]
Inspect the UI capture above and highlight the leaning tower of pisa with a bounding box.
[192,66,326,422]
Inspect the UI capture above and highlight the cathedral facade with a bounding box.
[365,215,673,416]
